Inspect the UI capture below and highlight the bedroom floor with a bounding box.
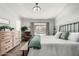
[3,41,27,56]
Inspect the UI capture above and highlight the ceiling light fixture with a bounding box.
[33,3,41,12]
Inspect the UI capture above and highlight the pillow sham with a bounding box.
[68,32,79,42]
[54,32,62,38]
[60,32,69,40]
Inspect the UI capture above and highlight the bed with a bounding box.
[28,22,79,56]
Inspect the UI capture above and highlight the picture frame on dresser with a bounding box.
[0,17,11,31]
[0,17,9,25]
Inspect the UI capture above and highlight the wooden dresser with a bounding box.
[0,31,20,55]
[12,31,20,47]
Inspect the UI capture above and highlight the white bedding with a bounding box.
[28,35,79,56]
[41,35,79,44]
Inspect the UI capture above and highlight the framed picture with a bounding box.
[0,17,9,24]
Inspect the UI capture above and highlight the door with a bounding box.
[31,22,49,36]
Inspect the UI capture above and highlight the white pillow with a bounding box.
[68,32,79,42]
[54,32,62,38]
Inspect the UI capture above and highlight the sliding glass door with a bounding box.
[31,22,49,36]
[34,25,47,36]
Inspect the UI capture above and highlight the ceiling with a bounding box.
[0,3,68,19]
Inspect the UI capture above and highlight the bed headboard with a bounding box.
[59,22,79,32]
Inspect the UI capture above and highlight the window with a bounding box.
[33,22,48,36]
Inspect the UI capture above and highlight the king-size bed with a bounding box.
[28,22,79,56]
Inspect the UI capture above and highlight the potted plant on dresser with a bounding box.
[0,26,14,31]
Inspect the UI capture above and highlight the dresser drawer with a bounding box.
[1,39,12,48]
[14,37,20,39]
[0,34,12,38]
[0,43,12,55]
[14,41,20,47]
[14,37,20,40]
[14,32,19,34]
[0,32,11,35]
[14,34,20,38]
[0,36,12,42]
[14,38,20,43]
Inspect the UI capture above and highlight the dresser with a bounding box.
[0,31,20,55]
[12,31,20,47]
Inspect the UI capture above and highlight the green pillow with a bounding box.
[60,32,69,40]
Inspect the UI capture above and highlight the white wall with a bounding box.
[0,4,21,31]
[21,17,54,35]
[55,3,79,30]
